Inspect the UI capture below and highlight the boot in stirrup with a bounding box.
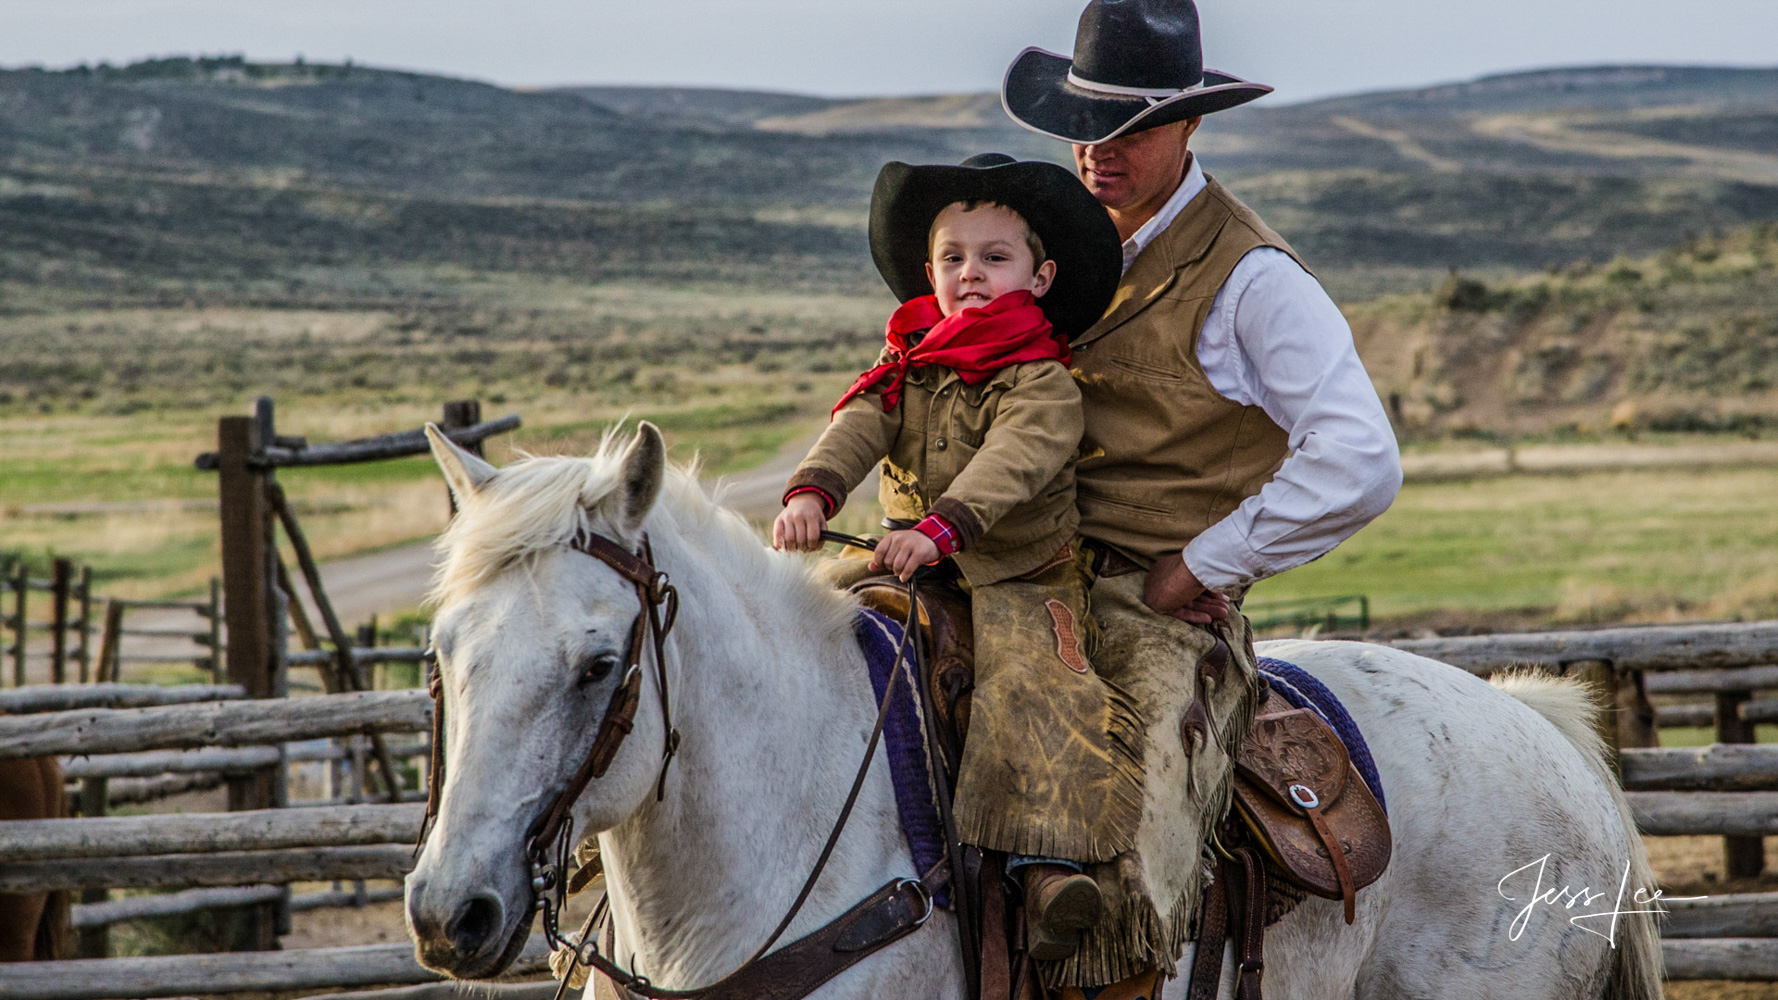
[1022,863,1102,961]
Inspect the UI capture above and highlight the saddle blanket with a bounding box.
[1257,656,1386,813]
[855,609,952,906]
[853,611,1389,911]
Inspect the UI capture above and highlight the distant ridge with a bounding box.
[1293,64,1778,115]
[4,56,1778,302]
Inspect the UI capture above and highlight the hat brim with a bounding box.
[869,158,1123,340]
[1002,47,1272,145]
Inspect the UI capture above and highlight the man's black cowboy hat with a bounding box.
[1003,0,1272,145]
[869,153,1122,340]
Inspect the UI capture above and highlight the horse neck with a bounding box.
[597,533,909,988]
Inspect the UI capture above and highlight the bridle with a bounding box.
[416,527,944,1000]
[416,528,681,865]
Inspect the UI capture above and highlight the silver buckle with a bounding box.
[1288,783,1320,810]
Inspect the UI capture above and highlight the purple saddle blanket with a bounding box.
[1258,656,1386,814]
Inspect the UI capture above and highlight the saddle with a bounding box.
[850,574,1391,999]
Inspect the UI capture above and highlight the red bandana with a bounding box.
[833,291,1066,416]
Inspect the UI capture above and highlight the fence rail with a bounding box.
[69,884,405,929]
[0,688,429,760]
[0,935,550,1000]
[1387,621,1778,674]
[0,803,424,862]
[0,844,416,893]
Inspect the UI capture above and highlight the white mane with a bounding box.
[429,431,854,640]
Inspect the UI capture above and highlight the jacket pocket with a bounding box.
[1077,483,1174,519]
[1107,353,1185,384]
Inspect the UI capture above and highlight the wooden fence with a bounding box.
[0,397,532,998]
[2,556,93,685]
[90,582,224,684]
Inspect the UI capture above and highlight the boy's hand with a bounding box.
[773,493,829,552]
[871,529,941,582]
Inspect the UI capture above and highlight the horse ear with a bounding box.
[609,422,666,538]
[425,423,497,503]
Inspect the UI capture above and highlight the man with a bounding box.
[999,0,1402,988]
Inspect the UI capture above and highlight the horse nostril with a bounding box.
[446,892,504,954]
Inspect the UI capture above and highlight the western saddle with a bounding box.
[848,572,1391,1000]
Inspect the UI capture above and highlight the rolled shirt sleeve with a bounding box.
[1182,248,1404,591]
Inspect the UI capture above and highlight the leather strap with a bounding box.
[1303,804,1356,924]
[1233,846,1265,1000]
[978,862,1011,1000]
[1185,836,1267,1000]
[589,877,934,1000]
[1184,857,1227,1000]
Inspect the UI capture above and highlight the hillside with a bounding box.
[1351,223,1778,436]
[3,59,1777,305]
[4,58,1778,434]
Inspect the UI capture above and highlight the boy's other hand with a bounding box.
[871,530,940,582]
[773,493,828,552]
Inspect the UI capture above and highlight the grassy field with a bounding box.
[4,267,1777,629]
[0,277,882,597]
[1250,463,1778,628]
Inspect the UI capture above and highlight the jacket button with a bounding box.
[940,386,953,396]
[935,438,948,451]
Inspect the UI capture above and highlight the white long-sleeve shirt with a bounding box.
[1121,157,1403,591]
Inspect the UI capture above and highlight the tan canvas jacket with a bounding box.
[788,355,1082,585]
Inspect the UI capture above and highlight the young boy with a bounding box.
[772,153,1139,961]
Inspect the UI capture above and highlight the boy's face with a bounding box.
[924,202,1056,317]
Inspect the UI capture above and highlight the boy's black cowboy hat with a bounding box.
[1003,0,1272,145]
[870,153,1122,340]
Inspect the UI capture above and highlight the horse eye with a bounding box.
[577,652,621,687]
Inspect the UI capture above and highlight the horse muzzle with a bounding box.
[405,868,535,979]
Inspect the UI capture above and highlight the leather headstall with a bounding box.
[413,530,681,878]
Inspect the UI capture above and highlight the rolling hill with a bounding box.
[4,59,1778,303]
[3,57,1778,435]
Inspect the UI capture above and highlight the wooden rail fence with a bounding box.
[1,556,93,685]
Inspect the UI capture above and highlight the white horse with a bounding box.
[406,423,1663,1000]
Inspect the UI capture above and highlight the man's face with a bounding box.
[1072,118,1201,213]
[924,202,1056,316]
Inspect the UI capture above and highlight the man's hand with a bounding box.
[773,493,828,552]
[871,529,941,582]
[1142,552,1232,625]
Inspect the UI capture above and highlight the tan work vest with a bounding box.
[1070,177,1303,568]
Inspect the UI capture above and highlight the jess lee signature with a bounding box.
[1498,853,1704,946]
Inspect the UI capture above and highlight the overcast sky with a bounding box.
[6,0,1777,103]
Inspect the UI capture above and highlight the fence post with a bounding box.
[208,576,225,683]
[94,600,124,685]
[49,558,70,685]
[76,776,110,958]
[75,566,92,684]
[11,561,27,685]
[216,404,279,950]
[1717,687,1765,879]
[1563,660,1624,774]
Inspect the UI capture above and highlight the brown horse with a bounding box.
[0,757,70,961]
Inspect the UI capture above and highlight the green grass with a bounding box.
[1250,464,1778,625]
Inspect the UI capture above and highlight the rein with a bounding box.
[416,527,944,1000]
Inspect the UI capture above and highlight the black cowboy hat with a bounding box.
[1003,0,1272,145]
[869,153,1123,340]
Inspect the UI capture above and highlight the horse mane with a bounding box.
[429,431,856,641]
